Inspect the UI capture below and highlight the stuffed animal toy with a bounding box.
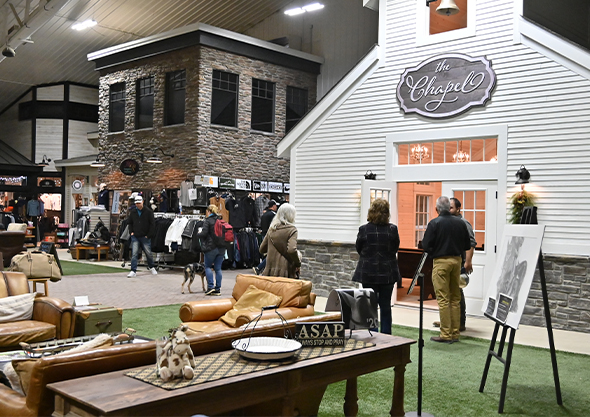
[156,325,196,382]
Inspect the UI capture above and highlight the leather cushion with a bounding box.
[220,285,282,327]
[0,320,56,348]
[232,274,312,308]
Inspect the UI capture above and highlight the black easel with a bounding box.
[479,208,561,413]
[405,252,434,417]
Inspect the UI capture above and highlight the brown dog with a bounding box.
[182,263,206,294]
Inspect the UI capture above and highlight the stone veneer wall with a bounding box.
[300,240,590,333]
[96,45,316,190]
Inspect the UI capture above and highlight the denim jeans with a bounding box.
[130,235,154,272]
[362,283,395,334]
[204,247,225,291]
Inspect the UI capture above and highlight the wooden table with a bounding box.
[74,245,109,261]
[29,278,49,296]
[48,331,415,417]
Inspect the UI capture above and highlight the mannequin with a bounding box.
[159,189,168,212]
[97,183,109,209]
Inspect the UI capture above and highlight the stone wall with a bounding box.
[300,240,590,333]
[96,45,317,191]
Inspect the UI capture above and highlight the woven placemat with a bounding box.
[126,339,374,390]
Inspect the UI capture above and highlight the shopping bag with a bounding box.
[9,251,62,282]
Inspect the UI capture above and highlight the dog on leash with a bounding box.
[182,262,206,294]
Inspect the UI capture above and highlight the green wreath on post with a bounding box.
[509,190,536,224]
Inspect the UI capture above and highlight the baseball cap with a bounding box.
[134,196,143,203]
[267,199,277,208]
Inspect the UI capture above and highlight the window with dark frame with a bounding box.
[211,70,238,127]
[165,70,186,126]
[109,82,126,133]
[136,76,154,129]
[251,78,275,133]
[286,86,308,133]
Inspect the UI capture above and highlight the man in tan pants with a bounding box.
[421,196,471,343]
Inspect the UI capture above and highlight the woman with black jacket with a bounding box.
[352,199,401,334]
[196,205,225,295]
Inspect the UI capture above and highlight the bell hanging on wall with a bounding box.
[436,0,460,16]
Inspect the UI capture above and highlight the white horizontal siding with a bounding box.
[68,121,99,158]
[290,0,590,256]
[36,85,64,101]
[69,85,99,105]
[0,93,32,158]
[35,119,63,172]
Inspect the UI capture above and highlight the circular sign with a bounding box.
[72,180,83,191]
[120,159,140,176]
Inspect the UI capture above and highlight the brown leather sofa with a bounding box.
[179,274,317,334]
[0,231,26,268]
[0,271,75,350]
[0,311,342,417]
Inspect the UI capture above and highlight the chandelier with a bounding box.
[411,144,430,161]
[453,142,470,163]
[489,155,498,162]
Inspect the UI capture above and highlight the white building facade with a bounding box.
[280,0,590,333]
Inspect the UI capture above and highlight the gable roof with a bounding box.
[277,44,381,158]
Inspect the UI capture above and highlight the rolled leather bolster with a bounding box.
[233,305,316,328]
[179,298,236,322]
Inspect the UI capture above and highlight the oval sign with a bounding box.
[396,53,496,119]
[72,180,83,191]
[39,179,55,188]
[120,159,140,176]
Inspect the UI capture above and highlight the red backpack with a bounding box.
[213,218,234,246]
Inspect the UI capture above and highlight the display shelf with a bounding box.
[56,223,70,248]
[25,226,36,248]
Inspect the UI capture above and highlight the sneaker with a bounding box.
[211,290,221,296]
[433,321,441,328]
[127,271,136,278]
[150,267,158,275]
[205,288,216,295]
[252,267,259,275]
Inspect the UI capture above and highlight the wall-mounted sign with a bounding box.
[72,180,83,191]
[284,183,290,194]
[396,53,496,119]
[219,177,236,189]
[268,182,283,193]
[120,159,140,176]
[195,175,219,188]
[253,181,268,192]
[235,179,251,191]
[39,179,56,188]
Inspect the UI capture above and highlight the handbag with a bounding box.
[9,251,62,282]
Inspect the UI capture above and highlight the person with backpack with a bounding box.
[196,205,226,295]
[259,203,301,279]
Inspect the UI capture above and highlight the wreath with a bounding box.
[509,190,536,224]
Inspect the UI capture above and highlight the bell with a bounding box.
[436,0,460,16]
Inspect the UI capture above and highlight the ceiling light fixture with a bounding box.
[453,142,470,163]
[72,19,97,31]
[411,144,430,162]
[285,2,324,16]
[2,46,16,58]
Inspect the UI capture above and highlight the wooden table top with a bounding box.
[48,331,415,417]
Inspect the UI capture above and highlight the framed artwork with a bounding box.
[482,224,545,329]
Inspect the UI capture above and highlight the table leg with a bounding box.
[390,363,407,417]
[344,377,359,417]
[76,247,80,261]
[97,248,101,261]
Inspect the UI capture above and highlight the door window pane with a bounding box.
[109,83,125,132]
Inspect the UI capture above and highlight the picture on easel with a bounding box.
[482,224,545,329]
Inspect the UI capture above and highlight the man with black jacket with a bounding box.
[127,196,157,278]
[252,200,278,275]
[421,196,471,343]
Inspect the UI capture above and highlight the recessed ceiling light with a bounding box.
[285,7,305,16]
[72,19,97,31]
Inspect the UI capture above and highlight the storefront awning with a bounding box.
[54,154,98,168]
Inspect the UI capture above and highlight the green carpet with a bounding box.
[60,260,127,275]
[122,304,590,417]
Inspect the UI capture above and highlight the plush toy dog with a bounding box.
[157,325,195,382]
[182,262,206,294]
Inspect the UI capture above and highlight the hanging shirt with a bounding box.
[27,199,41,216]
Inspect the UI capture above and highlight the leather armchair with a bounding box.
[0,231,26,268]
[180,274,317,334]
[0,271,75,350]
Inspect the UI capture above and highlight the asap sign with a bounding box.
[396,53,496,119]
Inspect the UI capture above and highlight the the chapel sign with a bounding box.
[396,53,496,119]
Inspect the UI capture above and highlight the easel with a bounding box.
[405,252,434,417]
[479,207,562,413]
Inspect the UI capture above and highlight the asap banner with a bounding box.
[396,53,496,119]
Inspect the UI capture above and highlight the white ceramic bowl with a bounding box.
[232,337,302,360]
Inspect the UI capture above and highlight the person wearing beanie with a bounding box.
[127,195,157,278]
